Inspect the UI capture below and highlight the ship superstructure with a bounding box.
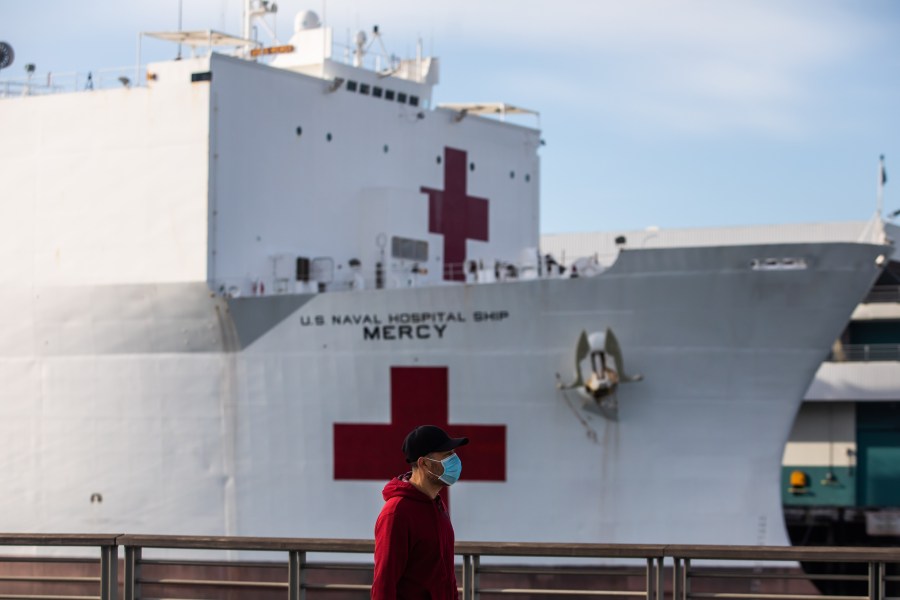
[784,255,900,548]
[0,7,890,552]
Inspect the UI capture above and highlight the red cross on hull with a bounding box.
[333,367,506,484]
[421,148,489,282]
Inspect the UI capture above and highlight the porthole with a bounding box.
[525,174,531,182]
[383,144,389,153]
[296,126,303,136]
[469,162,475,172]
[509,171,515,179]
[326,132,333,142]
[436,155,442,165]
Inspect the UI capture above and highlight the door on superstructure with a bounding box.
[856,402,900,506]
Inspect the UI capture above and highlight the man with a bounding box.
[372,424,468,600]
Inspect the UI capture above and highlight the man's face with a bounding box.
[419,450,455,478]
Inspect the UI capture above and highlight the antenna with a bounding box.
[242,0,279,56]
[321,0,327,62]
[353,30,366,67]
[177,0,183,60]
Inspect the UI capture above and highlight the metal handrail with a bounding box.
[670,546,899,600]
[863,285,900,304]
[0,534,119,600]
[829,344,900,362]
[0,535,897,600]
[227,256,593,297]
[0,67,148,98]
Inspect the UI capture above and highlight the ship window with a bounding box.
[346,80,358,92]
[326,133,333,142]
[510,171,515,179]
[397,92,408,104]
[436,155,442,164]
[385,89,395,101]
[409,95,419,107]
[360,83,371,95]
[525,174,531,182]
[296,126,303,136]
[383,144,389,153]
[373,86,383,98]
[391,236,429,262]
[469,162,475,172]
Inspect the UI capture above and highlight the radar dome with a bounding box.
[294,10,321,32]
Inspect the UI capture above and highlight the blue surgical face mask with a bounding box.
[425,453,462,486]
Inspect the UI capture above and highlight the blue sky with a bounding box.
[3,0,899,233]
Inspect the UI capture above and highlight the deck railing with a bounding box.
[0,67,147,98]
[863,286,900,304]
[0,534,897,600]
[829,344,900,362]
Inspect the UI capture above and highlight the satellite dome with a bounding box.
[294,10,321,32]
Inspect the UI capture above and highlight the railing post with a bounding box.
[683,558,690,600]
[646,558,655,600]
[461,554,470,600]
[124,546,141,600]
[472,554,480,600]
[868,561,882,600]
[100,544,119,600]
[672,556,681,600]
[656,557,664,600]
[289,550,306,600]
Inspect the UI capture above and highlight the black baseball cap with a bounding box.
[402,425,469,463]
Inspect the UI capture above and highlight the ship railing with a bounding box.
[0,66,147,98]
[863,286,900,304]
[668,545,900,600]
[251,259,598,296]
[1,534,899,600]
[829,344,900,363]
[331,40,429,82]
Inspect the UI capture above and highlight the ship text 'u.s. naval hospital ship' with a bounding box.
[0,4,892,550]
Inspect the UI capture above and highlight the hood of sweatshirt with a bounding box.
[382,473,437,503]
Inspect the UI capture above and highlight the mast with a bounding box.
[242,0,278,56]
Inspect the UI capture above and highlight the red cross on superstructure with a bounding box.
[333,367,506,498]
[420,147,489,282]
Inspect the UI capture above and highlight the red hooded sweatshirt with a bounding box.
[372,473,457,600]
